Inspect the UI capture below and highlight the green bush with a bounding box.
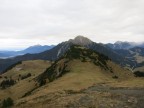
[21,73,31,80]
[39,79,46,86]
[2,97,14,108]
[112,75,118,79]
[81,57,86,62]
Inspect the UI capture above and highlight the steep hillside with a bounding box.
[0,60,51,101]
[37,45,133,84]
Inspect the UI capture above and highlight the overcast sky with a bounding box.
[0,0,144,50]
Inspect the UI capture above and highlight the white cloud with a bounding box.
[0,0,144,49]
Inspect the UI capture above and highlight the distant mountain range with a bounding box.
[0,36,143,74]
[1,38,143,58]
[0,45,55,58]
[115,47,144,68]
[106,41,144,49]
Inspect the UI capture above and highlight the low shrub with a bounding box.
[2,97,14,108]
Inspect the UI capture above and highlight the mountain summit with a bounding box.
[69,36,92,46]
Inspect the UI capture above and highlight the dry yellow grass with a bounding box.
[0,60,51,80]
[110,77,144,88]
[0,58,144,108]
[14,59,136,107]
[0,60,51,100]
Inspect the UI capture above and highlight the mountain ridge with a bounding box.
[0,36,142,74]
[106,41,144,49]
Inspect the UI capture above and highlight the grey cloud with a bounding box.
[0,0,144,49]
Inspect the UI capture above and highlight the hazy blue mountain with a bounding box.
[0,51,16,58]
[0,53,13,58]
[0,45,55,58]
[19,45,55,54]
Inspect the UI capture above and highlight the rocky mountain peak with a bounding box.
[69,35,92,46]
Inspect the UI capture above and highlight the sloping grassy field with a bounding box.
[0,60,51,100]
[13,59,143,108]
